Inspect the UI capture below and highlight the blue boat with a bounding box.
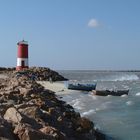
[66,83,96,91]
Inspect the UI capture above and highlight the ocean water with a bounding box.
[58,70,140,140]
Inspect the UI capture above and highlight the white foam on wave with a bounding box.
[107,95,112,97]
[95,107,107,111]
[88,94,98,100]
[95,108,101,111]
[113,74,139,81]
[69,99,85,110]
[122,85,129,89]
[126,101,134,106]
[121,94,128,97]
[95,101,112,111]
[135,92,140,96]
[100,74,139,82]
[81,109,96,117]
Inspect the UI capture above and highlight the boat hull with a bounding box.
[67,83,96,91]
[92,90,129,96]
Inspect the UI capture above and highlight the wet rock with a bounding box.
[94,129,106,140]
[74,117,94,133]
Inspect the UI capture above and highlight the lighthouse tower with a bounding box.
[16,40,29,70]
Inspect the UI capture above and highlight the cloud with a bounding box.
[88,18,100,28]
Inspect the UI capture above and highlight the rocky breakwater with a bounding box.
[0,67,67,81]
[0,76,105,140]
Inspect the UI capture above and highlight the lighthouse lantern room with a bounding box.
[16,40,29,70]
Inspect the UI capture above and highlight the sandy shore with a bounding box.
[37,81,71,94]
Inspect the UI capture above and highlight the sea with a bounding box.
[58,70,140,140]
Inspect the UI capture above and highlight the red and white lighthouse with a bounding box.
[16,40,29,70]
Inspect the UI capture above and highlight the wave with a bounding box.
[135,92,140,96]
[126,101,134,106]
[95,101,113,111]
[88,94,98,100]
[69,99,85,110]
[121,94,128,97]
[100,74,139,82]
[81,109,96,117]
[113,74,139,81]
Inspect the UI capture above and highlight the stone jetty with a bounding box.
[0,67,105,140]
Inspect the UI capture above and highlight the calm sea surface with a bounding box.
[58,70,140,140]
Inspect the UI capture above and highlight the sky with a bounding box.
[0,0,140,70]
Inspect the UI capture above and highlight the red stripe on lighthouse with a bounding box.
[17,44,28,58]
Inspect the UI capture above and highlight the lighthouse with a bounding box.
[16,40,29,70]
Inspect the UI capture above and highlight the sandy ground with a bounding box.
[37,81,71,94]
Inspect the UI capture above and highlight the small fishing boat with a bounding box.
[92,89,129,96]
[67,83,96,91]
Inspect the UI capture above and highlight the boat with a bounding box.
[66,83,96,91]
[92,89,129,96]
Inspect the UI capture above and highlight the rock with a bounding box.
[48,107,55,115]
[4,107,23,123]
[40,126,65,140]
[0,104,13,116]
[29,98,45,108]
[0,117,17,140]
[94,129,106,140]
[14,67,68,81]
[6,91,20,102]
[0,95,6,102]
[75,117,94,133]
[6,100,16,105]
[14,123,55,140]
[57,116,63,122]
[18,106,43,119]
[63,111,73,119]
[19,88,31,96]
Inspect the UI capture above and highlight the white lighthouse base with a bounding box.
[16,58,29,70]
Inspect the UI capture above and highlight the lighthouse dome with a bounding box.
[17,40,28,45]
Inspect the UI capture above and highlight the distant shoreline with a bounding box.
[58,70,140,72]
[0,67,140,72]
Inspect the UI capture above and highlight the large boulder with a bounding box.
[4,107,23,124]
